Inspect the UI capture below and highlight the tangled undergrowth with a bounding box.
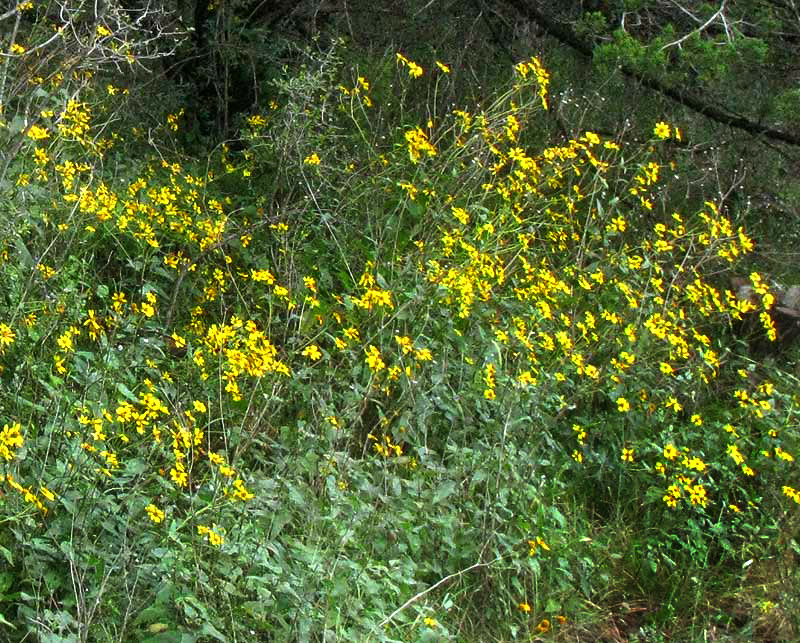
[0,37,797,641]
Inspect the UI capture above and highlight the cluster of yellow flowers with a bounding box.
[3,47,795,576]
[396,52,424,78]
[374,60,794,520]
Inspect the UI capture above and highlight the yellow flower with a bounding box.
[251,269,275,283]
[621,447,634,462]
[654,121,671,139]
[0,422,24,461]
[519,602,531,613]
[303,152,321,165]
[365,345,385,372]
[0,323,15,351]
[83,309,104,340]
[407,61,423,78]
[232,478,255,501]
[451,206,469,225]
[689,484,709,507]
[27,125,50,141]
[435,61,450,73]
[53,354,66,374]
[616,397,630,412]
[303,276,317,293]
[197,524,225,546]
[404,126,436,163]
[727,443,744,465]
[145,504,165,523]
[170,465,188,487]
[783,486,800,504]
[662,484,681,507]
[663,443,679,460]
[39,486,56,502]
[528,537,549,555]
[302,344,322,360]
[34,147,49,165]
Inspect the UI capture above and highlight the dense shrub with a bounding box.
[0,39,797,641]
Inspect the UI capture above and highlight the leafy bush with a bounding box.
[0,38,797,641]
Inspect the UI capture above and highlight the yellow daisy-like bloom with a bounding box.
[654,121,671,139]
[0,422,24,461]
[0,323,15,352]
[365,345,385,372]
[782,486,800,504]
[27,125,50,140]
[145,504,165,523]
[302,344,322,360]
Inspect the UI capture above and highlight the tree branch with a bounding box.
[502,0,800,147]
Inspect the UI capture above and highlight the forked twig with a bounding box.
[377,554,504,629]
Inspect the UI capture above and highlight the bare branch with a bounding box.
[377,554,505,628]
[660,1,729,51]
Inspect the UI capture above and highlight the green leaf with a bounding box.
[116,382,139,403]
[0,545,13,566]
[13,239,34,269]
[433,480,456,504]
[199,623,227,642]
